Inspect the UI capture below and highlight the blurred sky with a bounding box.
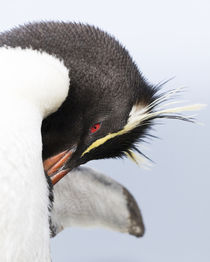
[0,0,209,261]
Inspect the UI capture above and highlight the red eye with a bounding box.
[90,123,101,134]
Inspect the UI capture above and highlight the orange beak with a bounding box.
[43,149,74,185]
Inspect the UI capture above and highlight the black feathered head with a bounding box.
[0,22,203,183]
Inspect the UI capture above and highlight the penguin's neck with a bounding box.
[0,47,69,261]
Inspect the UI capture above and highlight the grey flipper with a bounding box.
[50,167,144,237]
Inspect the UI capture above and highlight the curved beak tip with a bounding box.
[43,149,75,185]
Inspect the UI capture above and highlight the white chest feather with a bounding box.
[0,47,69,261]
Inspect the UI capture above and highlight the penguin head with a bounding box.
[41,53,157,175]
[30,23,157,182]
[0,22,198,184]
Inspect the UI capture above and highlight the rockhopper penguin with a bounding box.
[0,22,202,261]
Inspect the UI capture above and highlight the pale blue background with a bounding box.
[0,0,209,261]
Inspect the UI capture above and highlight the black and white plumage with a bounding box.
[0,22,202,261]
